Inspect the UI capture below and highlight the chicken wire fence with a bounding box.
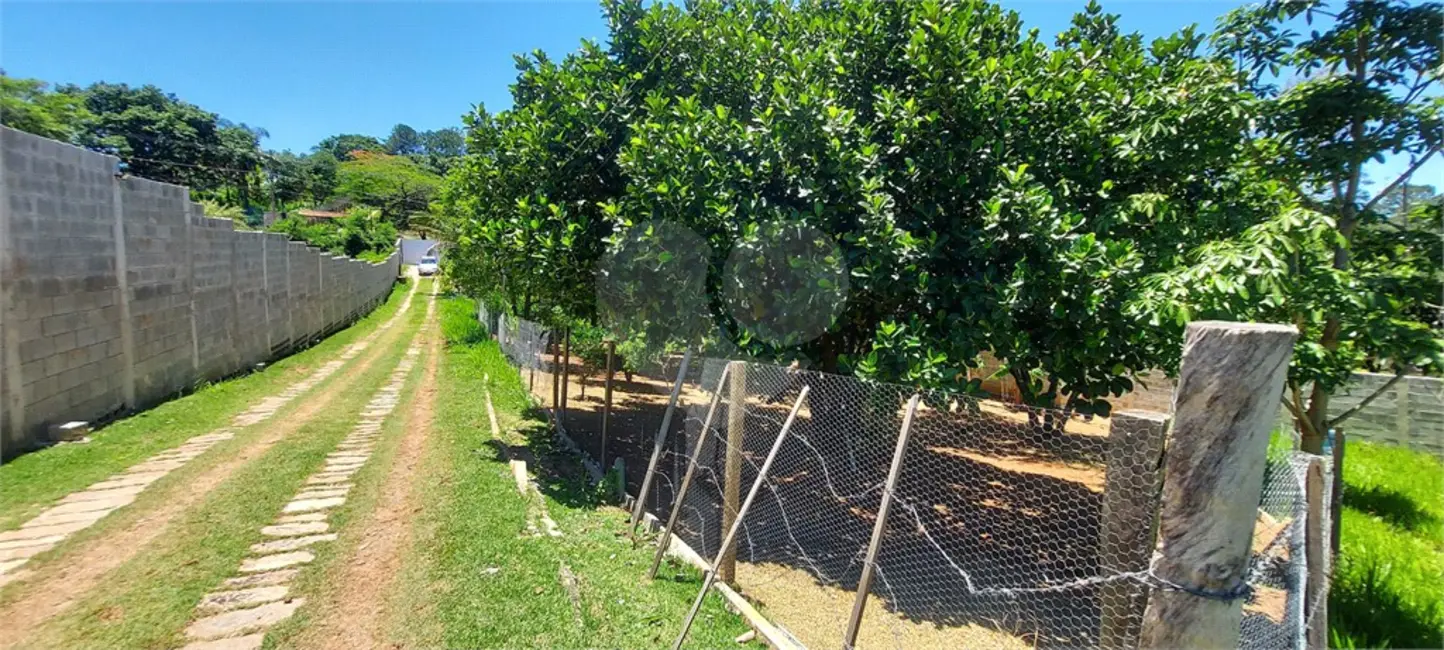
[477,309,1330,650]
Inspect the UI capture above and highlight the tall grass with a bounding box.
[1330,440,1443,648]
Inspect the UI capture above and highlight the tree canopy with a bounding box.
[1139,0,1442,450]
[335,150,442,227]
[441,0,1279,416]
[440,0,1441,433]
[0,73,91,141]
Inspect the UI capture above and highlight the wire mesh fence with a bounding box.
[477,308,1331,650]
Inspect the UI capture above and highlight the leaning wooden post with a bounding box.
[842,393,921,650]
[720,360,747,584]
[1098,410,1172,650]
[561,328,572,421]
[1139,321,1297,650]
[602,339,616,471]
[1304,457,1328,650]
[673,385,810,650]
[1329,429,1345,554]
[630,350,694,532]
[550,332,560,412]
[649,362,733,579]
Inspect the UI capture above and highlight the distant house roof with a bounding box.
[296,209,345,219]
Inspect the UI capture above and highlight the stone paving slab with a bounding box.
[197,585,290,613]
[0,543,55,562]
[250,534,337,555]
[239,551,314,573]
[260,522,330,537]
[58,485,148,504]
[0,535,65,550]
[185,598,305,640]
[42,493,138,517]
[1,520,96,541]
[89,472,169,491]
[222,568,299,589]
[293,488,350,501]
[180,632,266,650]
[21,509,112,527]
[282,497,347,514]
[274,513,327,524]
[302,476,351,488]
[0,559,29,573]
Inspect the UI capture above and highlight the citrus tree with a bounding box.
[442,0,1407,420]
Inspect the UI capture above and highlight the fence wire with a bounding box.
[479,309,1330,650]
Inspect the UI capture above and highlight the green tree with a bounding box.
[264,151,310,208]
[0,72,91,141]
[1141,0,1443,452]
[442,0,1264,421]
[1374,182,1439,219]
[305,151,340,206]
[267,206,397,261]
[420,127,465,157]
[386,123,422,156]
[336,150,442,227]
[314,133,383,161]
[73,82,233,188]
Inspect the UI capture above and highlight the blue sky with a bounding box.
[1,0,1434,188]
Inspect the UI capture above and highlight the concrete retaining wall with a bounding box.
[0,127,400,457]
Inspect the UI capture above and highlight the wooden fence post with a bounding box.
[1330,429,1345,554]
[1305,457,1328,650]
[551,333,560,412]
[1139,321,1297,649]
[649,363,733,579]
[630,350,694,531]
[561,328,571,420]
[843,394,921,650]
[672,385,810,650]
[720,360,747,584]
[1098,410,1171,650]
[603,339,616,470]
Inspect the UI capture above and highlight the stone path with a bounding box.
[179,294,433,650]
[0,282,420,587]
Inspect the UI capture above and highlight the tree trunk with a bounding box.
[1302,384,1328,454]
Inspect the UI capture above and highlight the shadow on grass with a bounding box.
[510,406,610,512]
[1330,558,1444,649]
[1342,483,1441,536]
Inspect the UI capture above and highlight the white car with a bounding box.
[418,255,439,276]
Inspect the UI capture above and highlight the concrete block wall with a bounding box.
[0,127,400,457]
[1,129,127,450]
[192,215,238,382]
[262,233,290,354]
[232,231,267,369]
[974,351,1442,456]
[1329,373,1444,457]
[122,178,193,408]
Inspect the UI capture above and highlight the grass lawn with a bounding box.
[0,279,411,531]
[381,295,752,649]
[1330,439,1444,648]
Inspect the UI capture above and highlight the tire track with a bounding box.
[178,290,436,650]
[295,285,441,650]
[0,280,424,647]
